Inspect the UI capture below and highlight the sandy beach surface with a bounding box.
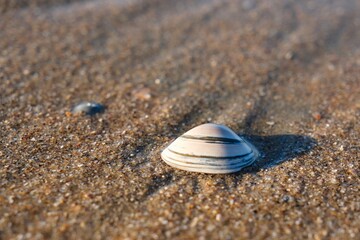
[1,0,359,239]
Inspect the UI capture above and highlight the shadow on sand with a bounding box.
[238,134,317,173]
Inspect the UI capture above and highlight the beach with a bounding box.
[0,0,359,239]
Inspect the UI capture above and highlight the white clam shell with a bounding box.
[161,123,259,174]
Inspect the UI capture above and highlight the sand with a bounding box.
[0,0,359,239]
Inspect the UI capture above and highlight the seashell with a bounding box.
[161,123,259,174]
[72,102,105,116]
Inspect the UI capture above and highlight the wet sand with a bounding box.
[0,0,359,239]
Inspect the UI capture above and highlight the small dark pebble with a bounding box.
[72,102,105,116]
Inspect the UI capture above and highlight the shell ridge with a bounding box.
[163,154,255,167]
[163,149,255,164]
[167,148,253,160]
[180,135,242,144]
[163,157,255,170]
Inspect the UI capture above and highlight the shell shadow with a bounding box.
[237,134,317,173]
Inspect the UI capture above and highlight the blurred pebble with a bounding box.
[312,112,322,121]
[72,102,105,116]
[22,69,30,75]
[284,52,294,60]
[266,121,275,126]
[133,88,151,100]
[242,0,256,10]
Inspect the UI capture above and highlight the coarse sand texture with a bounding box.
[0,0,359,239]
